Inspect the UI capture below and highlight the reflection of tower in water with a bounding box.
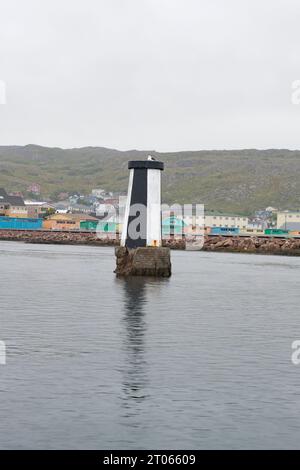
[118,276,169,422]
[120,278,149,407]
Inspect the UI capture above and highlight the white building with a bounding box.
[92,188,106,198]
[265,206,278,213]
[277,211,300,230]
[160,207,248,231]
[204,213,248,229]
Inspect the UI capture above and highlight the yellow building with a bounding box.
[0,189,28,218]
[6,204,28,218]
[43,213,99,230]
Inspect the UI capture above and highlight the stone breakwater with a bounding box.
[0,229,118,246]
[0,230,184,249]
[203,235,300,255]
[0,230,300,255]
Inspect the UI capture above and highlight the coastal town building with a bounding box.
[52,200,92,214]
[161,206,204,232]
[160,208,248,234]
[25,200,55,218]
[277,211,300,231]
[162,216,187,236]
[0,189,27,218]
[91,188,106,198]
[43,213,99,231]
[204,212,248,229]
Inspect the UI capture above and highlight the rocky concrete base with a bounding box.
[115,246,172,277]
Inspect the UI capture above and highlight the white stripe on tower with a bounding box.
[121,168,134,247]
[147,169,162,247]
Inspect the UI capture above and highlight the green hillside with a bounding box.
[0,145,300,214]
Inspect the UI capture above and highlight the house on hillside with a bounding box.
[0,189,27,218]
[27,183,41,195]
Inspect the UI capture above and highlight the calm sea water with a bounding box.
[0,241,300,449]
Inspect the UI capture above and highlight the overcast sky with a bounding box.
[0,0,300,151]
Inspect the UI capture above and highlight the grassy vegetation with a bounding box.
[0,145,300,214]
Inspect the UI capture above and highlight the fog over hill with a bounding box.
[0,145,299,214]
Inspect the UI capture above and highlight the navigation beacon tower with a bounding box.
[115,156,171,277]
[121,156,164,249]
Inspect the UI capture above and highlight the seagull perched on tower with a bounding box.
[147,155,156,161]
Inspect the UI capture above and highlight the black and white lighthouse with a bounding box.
[115,156,171,277]
[121,156,164,249]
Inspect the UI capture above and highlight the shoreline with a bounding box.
[0,229,300,256]
[202,234,300,256]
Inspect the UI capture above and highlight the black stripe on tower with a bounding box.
[126,168,148,248]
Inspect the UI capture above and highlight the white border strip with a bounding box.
[147,169,162,247]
